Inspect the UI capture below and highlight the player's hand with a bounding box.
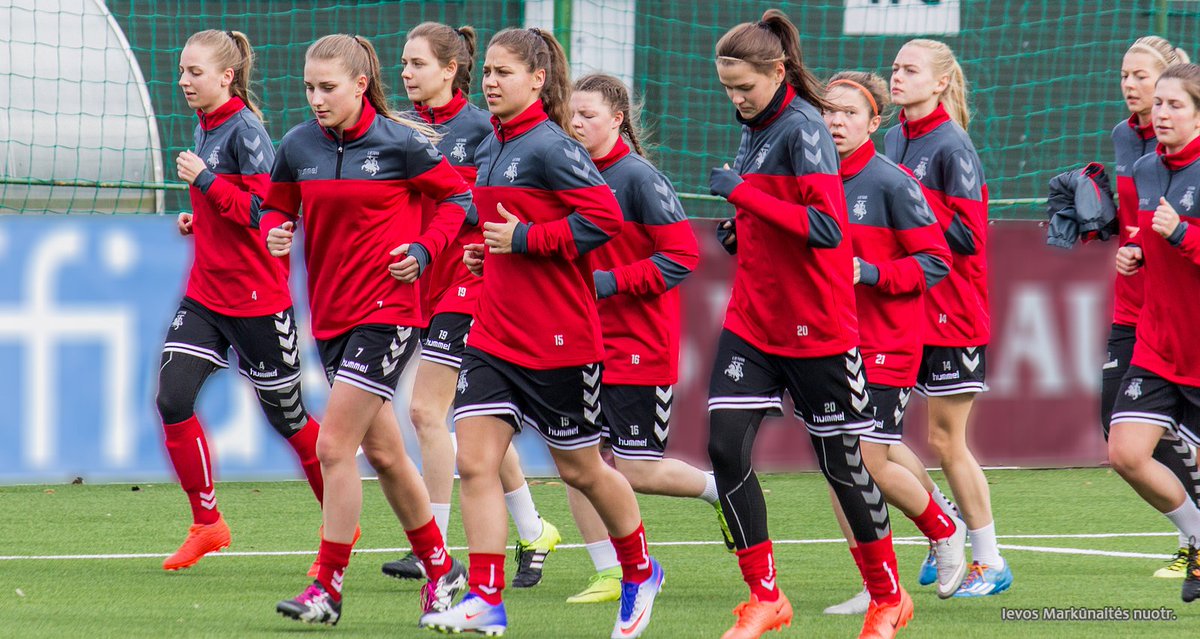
[709,163,743,199]
[483,203,519,254]
[388,243,420,283]
[176,151,207,185]
[1152,197,1181,239]
[716,217,737,254]
[177,212,194,236]
[853,256,862,284]
[1116,245,1143,276]
[464,243,486,276]
[267,221,294,257]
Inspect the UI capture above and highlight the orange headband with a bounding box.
[828,79,879,116]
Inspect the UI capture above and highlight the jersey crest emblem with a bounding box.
[206,146,220,169]
[504,158,520,182]
[456,370,469,394]
[753,144,771,170]
[1183,186,1196,212]
[171,310,187,330]
[1125,377,1143,401]
[724,356,745,382]
[451,139,468,163]
[361,151,380,176]
[853,196,869,220]
[913,157,929,181]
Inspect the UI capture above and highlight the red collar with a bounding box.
[899,103,951,139]
[1127,113,1156,140]
[322,97,376,142]
[414,90,469,124]
[492,101,548,141]
[839,139,875,179]
[198,96,245,131]
[593,137,630,172]
[1158,134,1200,171]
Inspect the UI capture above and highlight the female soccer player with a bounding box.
[706,10,910,639]
[418,28,663,639]
[1110,62,1200,604]
[885,38,1008,597]
[263,34,471,626]
[1103,37,1199,578]
[819,71,964,613]
[380,20,561,591]
[560,73,730,604]
[158,28,323,572]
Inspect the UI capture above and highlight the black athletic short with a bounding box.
[316,324,420,400]
[453,347,602,450]
[1101,324,1136,439]
[1110,365,1200,447]
[162,297,302,391]
[420,312,473,369]
[860,384,913,446]
[600,384,673,461]
[706,330,875,437]
[916,345,987,396]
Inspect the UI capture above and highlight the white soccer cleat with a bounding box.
[933,517,969,599]
[823,586,869,615]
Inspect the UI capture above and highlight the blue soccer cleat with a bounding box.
[419,593,507,636]
[611,558,664,639]
[917,540,937,586]
[952,561,1013,598]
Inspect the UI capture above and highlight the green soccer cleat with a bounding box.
[714,502,736,553]
[1156,547,1189,579]
[511,519,561,588]
[566,566,622,603]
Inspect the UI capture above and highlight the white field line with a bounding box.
[0,532,1178,562]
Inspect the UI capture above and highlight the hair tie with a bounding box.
[226,30,236,40]
[757,21,770,29]
[828,78,879,117]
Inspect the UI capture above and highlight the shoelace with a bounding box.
[961,563,988,588]
[299,584,324,605]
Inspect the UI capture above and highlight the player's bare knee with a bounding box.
[615,459,657,493]
[409,400,448,436]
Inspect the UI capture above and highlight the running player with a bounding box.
[560,73,731,604]
[265,34,471,626]
[1103,37,1199,578]
[380,20,561,591]
[159,29,323,572]
[1110,62,1200,604]
[885,39,1010,597]
[706,10,910,639]
[819,71,965,614]
[418,28,663,638]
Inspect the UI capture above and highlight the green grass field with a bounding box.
[0,468,1193,638]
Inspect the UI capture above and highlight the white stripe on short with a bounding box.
[333,371,395,399]
[163,342,229,368]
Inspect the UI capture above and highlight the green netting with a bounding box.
[2,1,1198,218]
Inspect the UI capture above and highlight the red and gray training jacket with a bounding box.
[884,103,989,347]
[722,84,859,359]
[590,137,700,386]
[1110,114,1156,327]
[412,90,492,321]
[258,98,471,340]
[466,101,624,370]
[185,96,289,317]
[842,139,952,388]
[1129,136,1200,386]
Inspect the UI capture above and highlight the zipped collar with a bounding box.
[737,83,795,131]
[1127,112,1156,141]
[198,96,245,131]
[414,89,469,124]
[491,100,548,142]
[321,97,376,142]
[899,103,951,139]
[592,136,630,172]
[1157,134,1200,171]
[839,139,875,180]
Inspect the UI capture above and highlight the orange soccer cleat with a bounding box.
[720,592,793,639]
[307,525,362,577]
[162,516,232,571]
[859,587,914,639]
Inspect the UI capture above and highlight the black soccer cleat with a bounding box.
[381,551,426,581]
[1182,545,1200,603]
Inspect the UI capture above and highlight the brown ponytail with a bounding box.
[184,29,264,120]
[715,9,832,113]
[489,27,574,132]
[407,22,478,96]
[574,73,650,159]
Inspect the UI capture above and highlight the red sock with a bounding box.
[736,540,780,602]
[610,522,652,584]
[286,418,323,505]
[910,493,956,541]
[857,534,901,605]
[317,538,353,603]
[849,544,865,578]
[163,415,219,525]
[406,517,451,581]
[468,553,505,605]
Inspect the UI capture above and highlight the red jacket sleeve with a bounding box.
[525,186,624,259]
[612,220,700,296]
[198,173,268,226]
[1174,222,1200,267]
[407,158,471,263]
[875,224,953,295]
